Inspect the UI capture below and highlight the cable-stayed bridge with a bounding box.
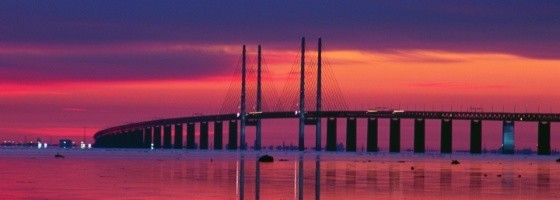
[94,38,560,155]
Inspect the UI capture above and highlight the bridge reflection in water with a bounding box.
[3,150,555,199]
[230,153,554,200]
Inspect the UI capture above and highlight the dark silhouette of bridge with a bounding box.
[94,38,559,155]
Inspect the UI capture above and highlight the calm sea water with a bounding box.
[0,148,559,200]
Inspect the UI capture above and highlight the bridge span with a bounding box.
[93,110,560,155]
[94,38,558,155]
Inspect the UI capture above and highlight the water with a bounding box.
[1,149,559,199]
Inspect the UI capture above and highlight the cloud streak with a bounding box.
[0,1,558,58]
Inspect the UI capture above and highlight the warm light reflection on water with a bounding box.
[1,149,559,199]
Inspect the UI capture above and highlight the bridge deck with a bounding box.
[94,111,560,139]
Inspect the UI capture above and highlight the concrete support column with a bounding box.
[144,127,152,148]
[163,125,172,149]
[187,123,196,149]
[346,118,357,152]
[214,121,223,150]
[414,118,425,153]
[538,121,551,155]
[174,124,183,149]
[153,126,162,149]
[441,119,452,154]
[367,118,378,152]
[200,122,209,149]
[389,118,401,153]
[228,120,238,150]
[135,129,144,148]
[125,131,134,148]
[470,120,482,154]
[326,118,337,151]
[121,131,129,148]
[502,121,515,154]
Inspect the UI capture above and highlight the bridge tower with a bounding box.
[298,37,306,151]
[240,45,247,150]
[316,38,322,151]
[255,45,262,150]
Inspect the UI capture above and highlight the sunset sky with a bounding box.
[2,1,560,151]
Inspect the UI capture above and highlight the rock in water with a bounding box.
[451,160,460,165]
[258,155,274,163]
[54,153,65,158]
[556,158,560,163]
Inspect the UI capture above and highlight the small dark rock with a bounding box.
[410,166,415,170]
[518,175,521,178]
[54,153,64,158]
[497,174,502,177]
[484,174,487,177]
[258,155,274,162]
[451,160,460,165]
[556,158,560,163]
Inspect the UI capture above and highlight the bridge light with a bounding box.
[248,111,262,115]
[366,109,378,113]
[236,113,240,117]
[295,111,299,115]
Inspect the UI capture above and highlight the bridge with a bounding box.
[94,38,558,155]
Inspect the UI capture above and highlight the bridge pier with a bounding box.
[214,121,223,150]
[538,121,551,155]
[144,127,152,148]
[367,118,378,152]
[229,120,238,150]
[200,122,209,149]
[163,125,172,149]
[187,123,196,149]
[346,118,357,152]
[441,119,452,154]
[127,131,135,148]
[414,118,425,153]
[326,118,337,151]
[122,131,130,148]
[121,131,129,148]
[134,129,144,148]
[502,121,515,154]
[153,126,162,149]
[174,124,183,149]
[470,120,482,154]
[389,118,401,153]
[125,131,133,148]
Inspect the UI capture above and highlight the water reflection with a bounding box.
[366,163,377,187]
[237,154,245,200]
[537,165,550,193]
[255,154,260,200]
[413,163,424,191]
[2,150,559,199]
[315,155,320,200]
[346,163,356,187]
[469,165,482,191]
[389,163,401,192]
[297,154,303,200]
[501,162,514,192]
[440,164,452,191]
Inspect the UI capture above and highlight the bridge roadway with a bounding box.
[94,110,560,155]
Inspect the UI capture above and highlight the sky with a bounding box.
[2,1,560,151]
